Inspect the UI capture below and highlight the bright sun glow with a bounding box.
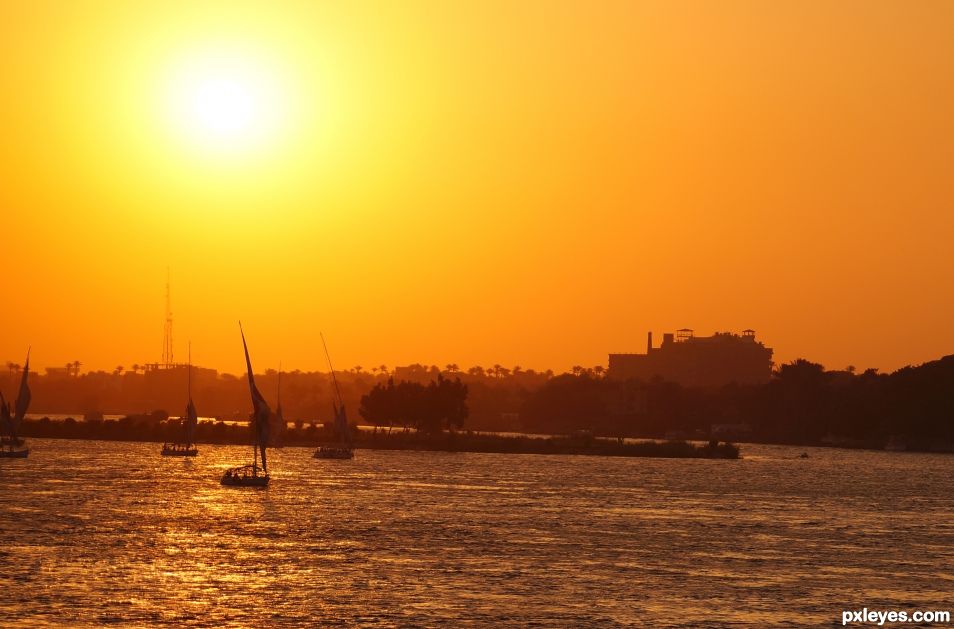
[193,77,257,137]
[163,47,289,157]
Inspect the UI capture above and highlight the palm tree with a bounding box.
[114,366,124,376]
[445,363,460,373]
[379,364,388,376]
[571,365,584,376]
[593,366,605,378]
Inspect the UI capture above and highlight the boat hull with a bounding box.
[0,448,29,458]
[221,476,269,487]
[161,444,198,457]
[220,464,269,487]
[314,447,354,460]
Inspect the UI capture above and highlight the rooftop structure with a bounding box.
[608,329,773,387]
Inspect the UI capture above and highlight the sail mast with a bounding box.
[276,362,283,418]
[240,322,271,472]
[321,333,344,409]
[13,348,31,430]
[185,342,197,446]
[321,334,350,446]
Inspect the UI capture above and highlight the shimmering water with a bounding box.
[1,440,952,627]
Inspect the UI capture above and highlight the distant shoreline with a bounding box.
[17,418,739,459]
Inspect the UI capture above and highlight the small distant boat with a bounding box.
[313,334,354,460]
[314,400,355,459]
[1,349,32,459]
[221,323,271,487]
[314,443,355,460]
[161,442,198,457]
[161,346,199,457]
[221,463,269,487]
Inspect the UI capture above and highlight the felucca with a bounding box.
[221,324,271,487]
[1,349,32,459]
[161,345,199,457]
[314,334,354,460]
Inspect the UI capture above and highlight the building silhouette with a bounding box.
[608,329,773,387]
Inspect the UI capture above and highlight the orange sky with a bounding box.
[1,1,952,375]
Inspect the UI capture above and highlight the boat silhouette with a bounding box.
[313,333,354,460]
[1,349,31,459]
[161,344,199,457]
[221,323,271,487]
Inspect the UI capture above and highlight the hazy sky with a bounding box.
[1,1,952,375]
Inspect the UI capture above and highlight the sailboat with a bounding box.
[161,345,199,456]
[221,323,271,487]
[1,349,32,459]
[314,334,354,460]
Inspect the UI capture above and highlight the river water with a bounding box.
[1,440,952,627]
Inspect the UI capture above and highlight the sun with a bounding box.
[192,77,257,139]
[162,47,288,156]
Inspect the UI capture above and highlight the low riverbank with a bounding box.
[354,431,739,458]
[17,418,739,459]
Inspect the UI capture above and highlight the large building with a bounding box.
[608,329,773,387]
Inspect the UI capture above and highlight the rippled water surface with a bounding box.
[1,440,953,627]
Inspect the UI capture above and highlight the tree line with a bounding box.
[519,356,954,450]
[358,375,468,434]
[5,354,954,450]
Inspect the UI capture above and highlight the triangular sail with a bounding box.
[321,333,351,448]
[13,349,31,432]
[184,346,197,445]
[241,323,271,471]
[185,397,198,445]
[335,403,351,446]
[0,391,14,440]
[273,366,284,446]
